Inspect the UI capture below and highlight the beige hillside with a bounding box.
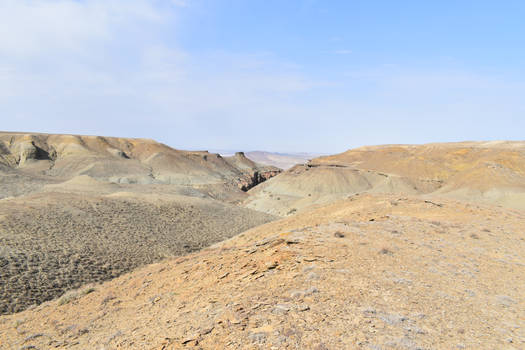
[1,194,523,349]
[245,141,525,216]
[0,132,279,190]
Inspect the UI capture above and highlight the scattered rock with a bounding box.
[248,332,267,344]
[272,304,291,314]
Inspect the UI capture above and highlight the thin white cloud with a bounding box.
[171,0,188,7]
[0,0,165,57]
[0,0,523,153]
[333,49,352,55]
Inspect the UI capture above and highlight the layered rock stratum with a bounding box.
[0,132,280,193]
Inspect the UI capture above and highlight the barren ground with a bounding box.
[1,194,523,349]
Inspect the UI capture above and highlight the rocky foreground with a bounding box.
[1,194,523,349]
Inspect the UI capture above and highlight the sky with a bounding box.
[1,0,524,153]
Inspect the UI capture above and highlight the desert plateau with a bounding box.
[0,133,524,349]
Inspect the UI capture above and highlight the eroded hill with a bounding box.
[245,141,525,216]
[1,194,523,349]
[0,132,280,196]
[0,132,280,315]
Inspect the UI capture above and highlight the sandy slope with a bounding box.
[1,194,523,349]
[245,141,525,215]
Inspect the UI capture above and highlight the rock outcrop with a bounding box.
[224,152,281,191]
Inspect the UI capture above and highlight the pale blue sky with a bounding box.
[1,0,524,153]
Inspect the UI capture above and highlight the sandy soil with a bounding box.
[0,194,523,349]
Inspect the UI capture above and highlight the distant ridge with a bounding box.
[245,141,525,216]
[0,132,280,190]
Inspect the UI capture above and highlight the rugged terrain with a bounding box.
[1,194,523,349]
[245,141,525,216]
[245,151,321,170]
[0,135,524,349]
[0,132,280,314]
[0,132,280,195]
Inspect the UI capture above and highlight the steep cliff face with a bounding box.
[224,152,282,191]
[237,168,282,192]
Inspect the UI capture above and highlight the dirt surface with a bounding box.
[1,135,524,349]
[1,194,523,349]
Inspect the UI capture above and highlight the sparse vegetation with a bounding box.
[58,291,79,306]
[81,287,96,296]
[379,248,393,255]
[0,193,274,314]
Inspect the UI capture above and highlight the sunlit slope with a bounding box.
[246,141,525,215]
[1,194,523,349]
[317,141,525,188]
